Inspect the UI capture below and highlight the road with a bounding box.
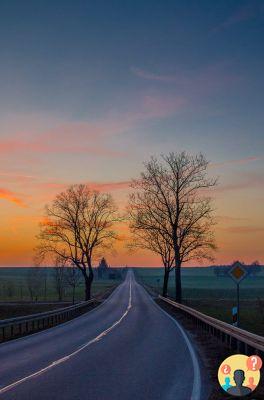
[0,271,206,400]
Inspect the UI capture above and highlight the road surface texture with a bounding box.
[0,271,207,400]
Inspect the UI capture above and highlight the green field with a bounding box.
[134,267,264,336]
[0,267,123,303]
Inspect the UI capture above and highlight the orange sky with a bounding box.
[0,157,263,267]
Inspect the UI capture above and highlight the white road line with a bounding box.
[0,278,132,396]
[140,283,202,400]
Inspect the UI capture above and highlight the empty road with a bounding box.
[0,271,205,400]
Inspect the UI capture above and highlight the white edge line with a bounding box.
[0,277,132,396]
[139,283,201,400]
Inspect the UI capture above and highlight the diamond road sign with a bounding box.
[228,262,248,284]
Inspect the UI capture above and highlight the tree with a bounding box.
[52,257,67,301]
[27,268,42,301]
[129,152,217,303]
[36,184,118,300]
[65,264,82,304]
[128,211,174,297]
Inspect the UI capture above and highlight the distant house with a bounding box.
[97,257,109,279]
[97,258,123,280]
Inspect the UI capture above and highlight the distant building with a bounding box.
[97,257,109,279]
[97,258,123,280]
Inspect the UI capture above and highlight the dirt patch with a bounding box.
[156,299,264,400]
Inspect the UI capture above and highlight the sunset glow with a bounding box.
[0,1,263,266]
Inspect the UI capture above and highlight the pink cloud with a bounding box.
[87,180,131,191]
[0,188,26,207]
[0,114,134,158]
[215,171,264,194]
[211,156,263,168]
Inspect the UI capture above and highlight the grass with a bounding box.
[0,267,124,303]
[134,267,264,336]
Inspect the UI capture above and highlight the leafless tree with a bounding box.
[52,257,67,301]
[128,216,174,297]
[36,184,118,300]
[65,264,82,304]
[27,268,42,301]
[129,152,217,303]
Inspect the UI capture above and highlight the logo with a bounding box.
[218,354,262,397]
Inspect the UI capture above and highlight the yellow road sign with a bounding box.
[228,262,247,284]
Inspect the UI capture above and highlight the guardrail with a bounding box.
[0,299,97,343]
[159,295,264,357]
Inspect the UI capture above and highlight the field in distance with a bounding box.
[134,266,264,336]
[0,267,124,319]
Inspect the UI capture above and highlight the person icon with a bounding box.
[227,369,252,396]
[222,377,233,391]
[247,377,257,391]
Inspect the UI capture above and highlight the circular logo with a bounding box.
[218,354,262,397]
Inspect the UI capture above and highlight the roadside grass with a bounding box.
[134,267,264,336]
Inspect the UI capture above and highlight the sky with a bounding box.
[0,0,263,266]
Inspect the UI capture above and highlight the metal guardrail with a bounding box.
[159,295,264,356]
[0,299,97,342]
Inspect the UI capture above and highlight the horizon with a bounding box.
[0,1,263,266]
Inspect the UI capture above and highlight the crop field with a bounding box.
[134,267,264,336]
[0,267,123,303]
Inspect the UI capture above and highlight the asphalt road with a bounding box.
[0,271,205,400]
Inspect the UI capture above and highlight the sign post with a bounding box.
[228,262,248,328]
[232,306,238,327]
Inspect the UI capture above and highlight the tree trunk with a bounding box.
[173,234,182,303]
[175,263,182,303]
[83,268,94,301]
[162,268,169,297]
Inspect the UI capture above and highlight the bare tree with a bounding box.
[27,268,42,301]
[129,152,217,303]
[52,257,67,301]
[36,184,118,300]
[65,264,82,304]
[128,216,174,297]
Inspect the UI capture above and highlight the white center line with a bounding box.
[0,278,132,396]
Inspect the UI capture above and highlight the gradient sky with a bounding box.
[0,0,263,266]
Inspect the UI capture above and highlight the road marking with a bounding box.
[0,278,132,395]
[141,284,202,400]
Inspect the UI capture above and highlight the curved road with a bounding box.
[0,271,205,400]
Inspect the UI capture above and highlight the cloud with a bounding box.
[213,1,264,32]
[0,188,26,207]
[130,67,180,83]
[131,62,241,95]
[87,180,131,192]
[213,171,264,194]
[211,156,263,168]
[216,215,249,223]
[224,226,264,234]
